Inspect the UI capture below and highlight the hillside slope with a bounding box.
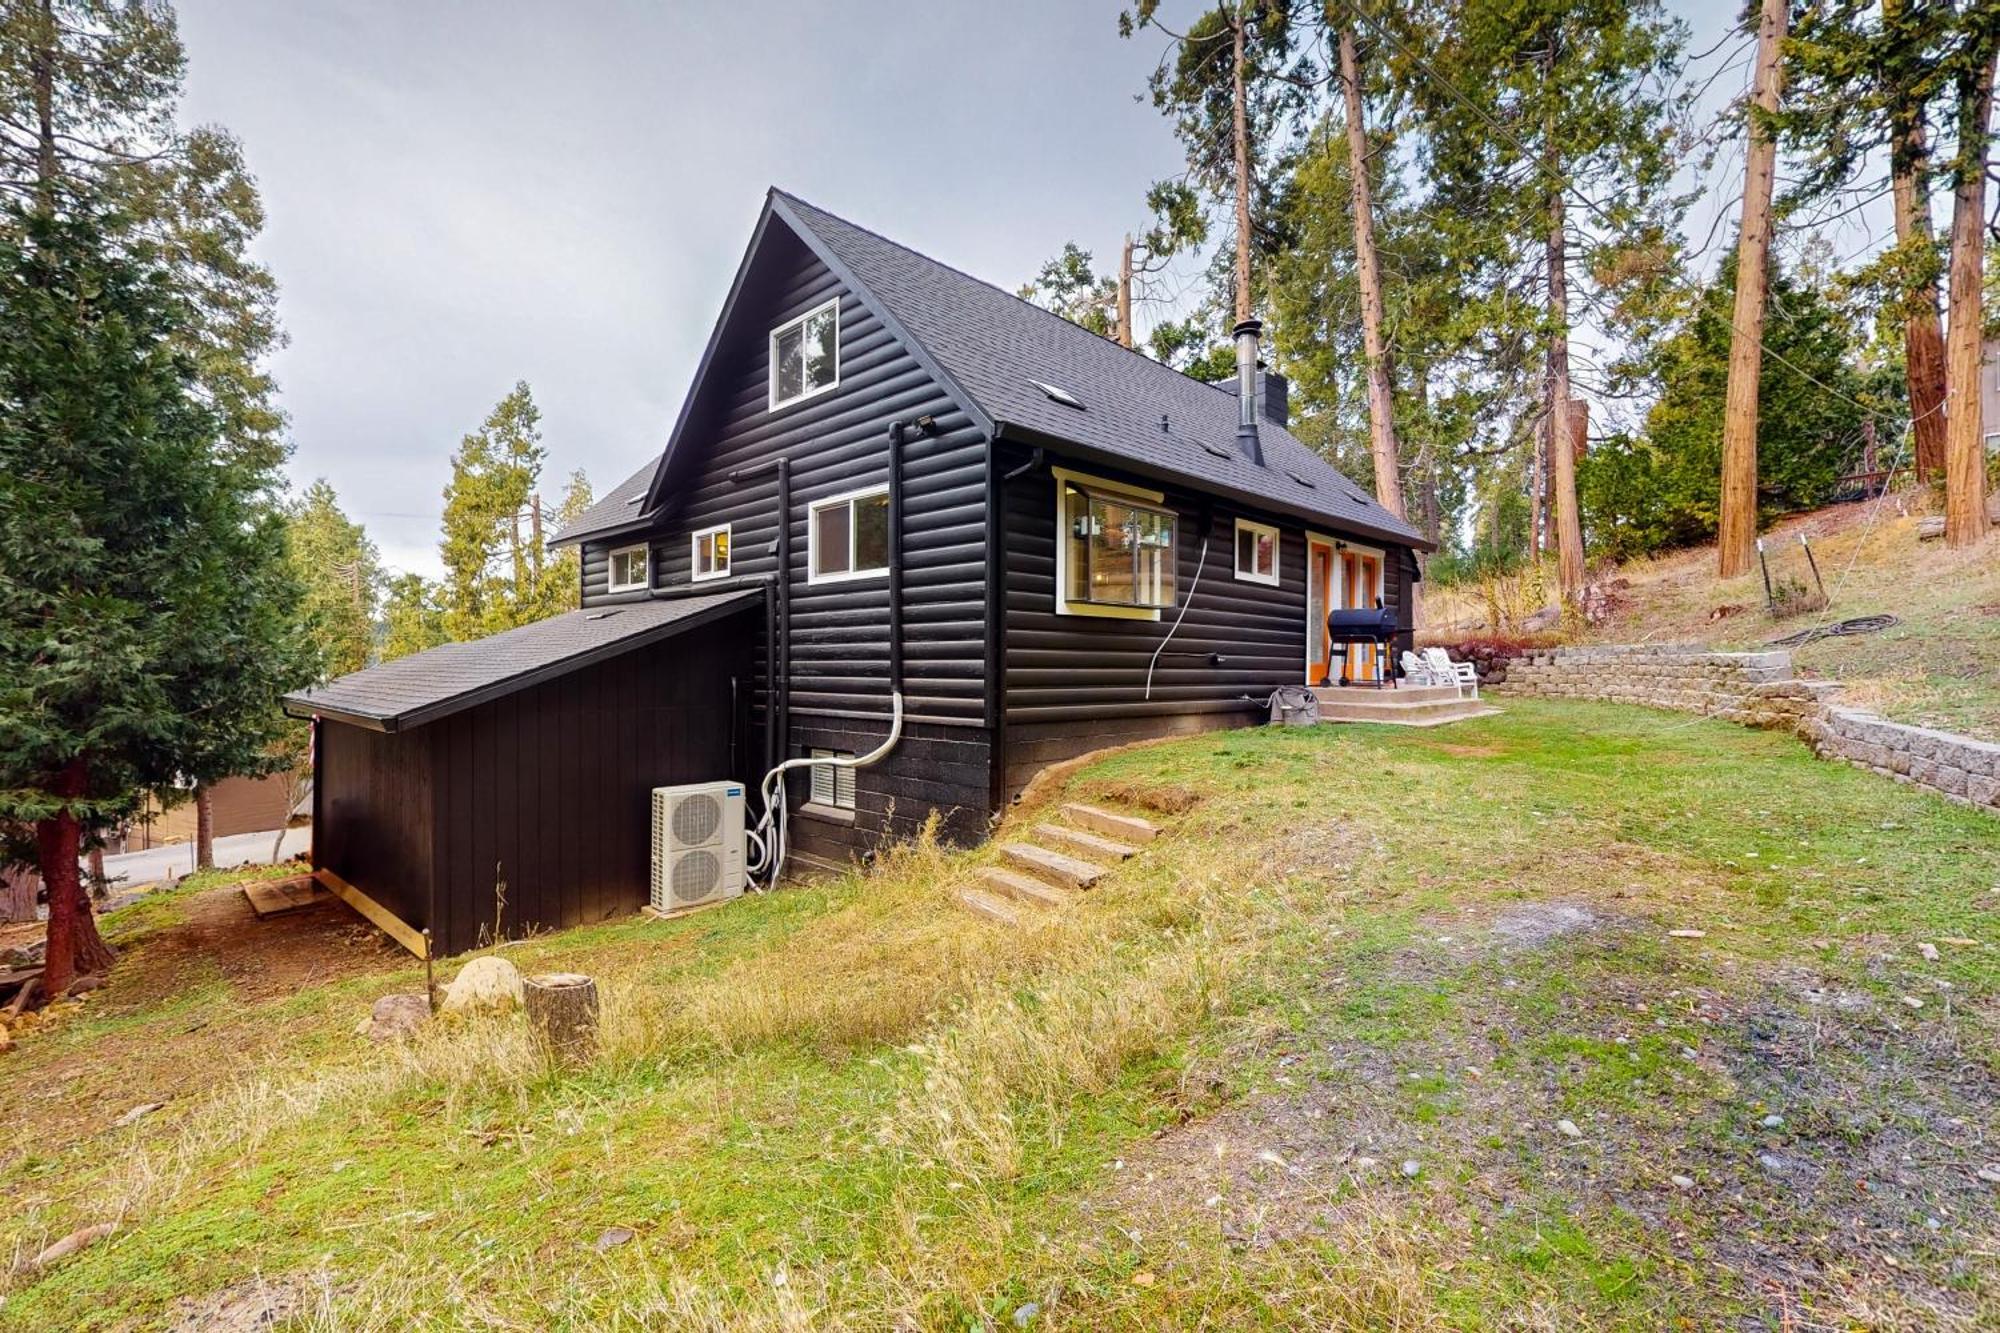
[1432,494,2000,742]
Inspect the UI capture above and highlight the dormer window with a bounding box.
[769,298,839,410]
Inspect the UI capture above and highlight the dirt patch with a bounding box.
[1489,902,1598,948]
[101,885,407,1012]
[1078,778,1203,817]
[164,1272,335,1332]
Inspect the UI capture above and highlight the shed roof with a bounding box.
[284,589,761,732]
[555,191,1429,551]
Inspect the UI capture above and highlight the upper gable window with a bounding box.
[769,298,840,410]
[1234,518,1280,586]
[607,544,648,592]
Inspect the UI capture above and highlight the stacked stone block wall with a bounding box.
[1489,643,1997,815]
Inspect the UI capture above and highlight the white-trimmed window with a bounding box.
[1234,518,1280,586]
[691,524,731,582]
[808,486,890,583]
[808,749,857,810]
[769,298,840,410]
[1054,468,1176,618]
[607,543,648,592]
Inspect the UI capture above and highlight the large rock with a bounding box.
[361,993,430,1041]
[440,956,524,1014]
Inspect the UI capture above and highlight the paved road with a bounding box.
[101,826,310,889]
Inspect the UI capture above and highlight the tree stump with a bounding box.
[523,973,599,1068]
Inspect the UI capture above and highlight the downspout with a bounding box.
[887,424,906,694]
[987,444,1044,813]
[728,455,793,774]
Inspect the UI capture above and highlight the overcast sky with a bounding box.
[175,0,1817,580]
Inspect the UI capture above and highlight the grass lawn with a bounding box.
[2,700,1996,1329]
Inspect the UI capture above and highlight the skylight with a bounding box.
[1029,379,1085,411]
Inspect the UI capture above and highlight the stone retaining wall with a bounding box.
[1489,643,1998,815]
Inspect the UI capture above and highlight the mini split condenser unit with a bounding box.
[650,780,745,913]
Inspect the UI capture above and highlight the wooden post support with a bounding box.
[524,973,599,1068]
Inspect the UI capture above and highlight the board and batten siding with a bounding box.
[580,224,995,865]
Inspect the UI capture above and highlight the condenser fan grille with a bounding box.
[672,793,722,846]
[670,849,722,903]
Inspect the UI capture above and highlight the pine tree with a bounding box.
[286,480,382,681]
[380,573,447,662]
[0,0,285,471]
[1386,0,1686,600]
[0,207,304,993]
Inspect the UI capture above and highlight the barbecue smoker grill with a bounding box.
[1323,603,1400,689]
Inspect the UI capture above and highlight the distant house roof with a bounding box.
[556,190,1429,551]
[283,589,760,732]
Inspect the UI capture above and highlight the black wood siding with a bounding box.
[423,617,748,954]
[314,614,750,957]
[316,721,433,935]
[581,222,994,853]
[996,438,1411,727]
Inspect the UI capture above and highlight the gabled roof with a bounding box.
[550,454,658,549]
[283,590,760,732]
[556,189,1429,551]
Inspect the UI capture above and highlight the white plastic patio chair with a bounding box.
[1399,650,1438,687]
[1422,647,1479,701]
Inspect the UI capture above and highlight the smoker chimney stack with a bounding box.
[1232,318,1264,466]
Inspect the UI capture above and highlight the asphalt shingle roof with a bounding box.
[773,193,1427,548]
[555,190,1427,550]
[551,454,658,548]
[283,589,760,731]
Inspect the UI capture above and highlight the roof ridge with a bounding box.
[773,188,1255,411]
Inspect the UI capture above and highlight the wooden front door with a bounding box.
[1341,550,1382,683]
[1307,540,1336,685]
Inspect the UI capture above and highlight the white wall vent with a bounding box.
[650,780,745,914]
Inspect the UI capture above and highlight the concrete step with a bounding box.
[1060,802,1160,845]
[1034,822,1138,862]
[1319,700,1502,728]
[979,866,1067,909]
[1313,683,1464,705]
[999,841,1107,891]
[956,887,1023,926]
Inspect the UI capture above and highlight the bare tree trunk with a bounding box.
[1117,234,1135,349]
[1338,25,1405,520]
[32,0,56,212]
[1889,126,1950,479]
[1231,4,1253,326]
[1718,0,1786,579]
[1546,194,1585,599]
[194,783,215,871]
[1883,0,1949,482]
[1942,46,1994,548]
[35,758,115,996]
[1528,415,1546,560]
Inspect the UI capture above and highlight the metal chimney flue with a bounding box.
[1232,318,1264,466]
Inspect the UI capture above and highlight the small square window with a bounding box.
[691,524,731,582]
[808,748,856,809]
[1234,519,1280,586]
[607,544,648,592]
[809,487,890,583]
[769,299,840,409]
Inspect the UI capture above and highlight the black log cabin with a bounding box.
[287,189,1430,952]
[552,190,1430,871]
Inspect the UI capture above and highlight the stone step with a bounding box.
[1034,822,1138,862]
[956,887,1023,927]
[1060,802,1160,845]
[999,841,1107,891]
[1313,683,1465,705]
[1318,700,1502,728]
[978,866,1067,909]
